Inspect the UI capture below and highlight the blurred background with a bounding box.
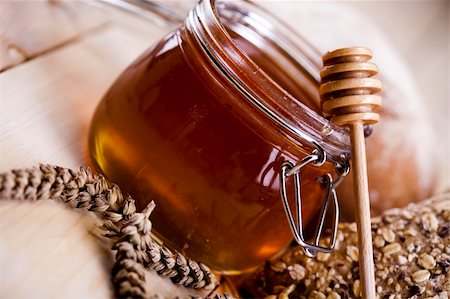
[259,0,449,192]
[351,1,449,191]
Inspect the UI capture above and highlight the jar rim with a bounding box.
[187,0,351,161]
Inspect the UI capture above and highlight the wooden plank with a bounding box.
[0,200,113,298]
[0,0,107,71]
[0,23,166,171]
[0,198,235,298]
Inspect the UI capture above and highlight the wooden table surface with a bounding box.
[0,1,172,171]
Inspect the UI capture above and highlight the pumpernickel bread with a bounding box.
[241,194,450,298]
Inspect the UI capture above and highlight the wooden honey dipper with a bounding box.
[320,47,382,299]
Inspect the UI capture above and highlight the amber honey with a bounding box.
[89,0,350,273]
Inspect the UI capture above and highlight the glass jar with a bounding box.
[89,0,351,274]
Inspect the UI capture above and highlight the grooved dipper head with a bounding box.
[320,47,382,126]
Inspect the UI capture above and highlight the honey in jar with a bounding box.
[89,0,350,274]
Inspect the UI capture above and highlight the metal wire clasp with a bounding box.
[280,144,349,257]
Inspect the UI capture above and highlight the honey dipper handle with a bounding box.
[350,122,376,299]
[320,47,382,299]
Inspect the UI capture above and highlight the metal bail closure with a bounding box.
[279,145,349,257]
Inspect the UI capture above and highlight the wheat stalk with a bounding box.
[0,164,229,298]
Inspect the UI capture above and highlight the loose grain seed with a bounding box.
[284,284,296,294]
[377,285,383,293]
[443,210,450,222]
[307,278,315,286]
[353,280,361,297]
[418,253,436,270]
[309,291,326,299]
[380,269,388,280]
[397,255,407,265]
[326,291,341,299]
[382,243,401,256]
[434,200,450,212]
[271,261,287,272]
[346,245,359,262]
[431,248,441,257]
[317,252,330,262]
[422,213,439,232]
[406,228,418,237]
[381,227,396,243]
[316,276,326,289]
[401,210,414,219]
[412,269,431,283]
[288,264,306,281]
[372,217,382,224]
[374,235,386,248]
[408,253,417,262]
[279,293,288,299]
